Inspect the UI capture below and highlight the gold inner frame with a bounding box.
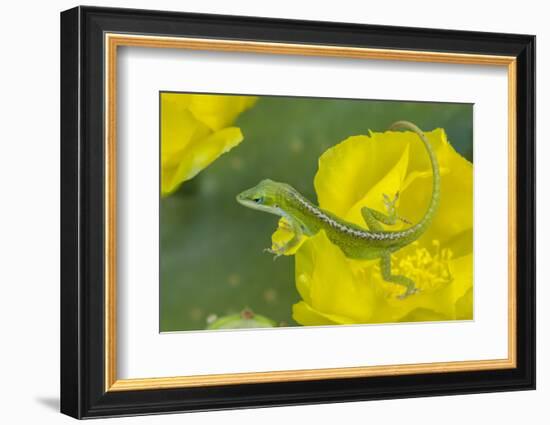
[104,33,517,392]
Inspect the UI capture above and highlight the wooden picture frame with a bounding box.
[60,5,535,419]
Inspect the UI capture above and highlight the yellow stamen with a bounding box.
[374,240,453,297]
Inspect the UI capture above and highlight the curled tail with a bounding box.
[390,121,440,237]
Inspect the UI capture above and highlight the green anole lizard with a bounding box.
[236,121,440,299]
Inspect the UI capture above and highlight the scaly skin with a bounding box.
[236,121,440,299]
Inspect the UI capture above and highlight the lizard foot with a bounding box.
[398,216,412,225]
[397,286,420,300]
[383,191,399,205]
[382,192,411,225]
[263,245,284,261]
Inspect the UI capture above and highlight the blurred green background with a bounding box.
[160,96,473,332]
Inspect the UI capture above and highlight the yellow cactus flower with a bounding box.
[272,128,473,325]
[161,93,257,196]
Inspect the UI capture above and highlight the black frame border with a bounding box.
[60,6,535,419]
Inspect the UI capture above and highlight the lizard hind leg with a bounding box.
[360,192,411,229]
[380,252,419,299]
[360,206,385,231]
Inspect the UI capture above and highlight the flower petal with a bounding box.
[161,94,211,168]
[395,128,451,174]
[161,93,258,196]
[271,217,307,256]
[292,301,340,326]
[162,127,244,196]
[455,287,473,320]
[365,250,473,322]
[398,132,473,245]
[344,143,410,226]
[188,95,258,131]
[315,134,405,216]
[398,308,451,322]
[298,231,377,323]
[447,253,474,304]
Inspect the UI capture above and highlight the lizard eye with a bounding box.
[253,197,263,204]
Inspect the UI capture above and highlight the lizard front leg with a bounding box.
[264,219,303,260]
[380,252,419,299]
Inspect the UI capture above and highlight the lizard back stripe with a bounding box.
[290,191,413,241]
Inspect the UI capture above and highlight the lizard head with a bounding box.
[236,179,293,216]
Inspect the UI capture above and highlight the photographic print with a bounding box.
[160,93,473,332]
[61,8,535,417]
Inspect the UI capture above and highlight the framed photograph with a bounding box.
[60,6,535,419]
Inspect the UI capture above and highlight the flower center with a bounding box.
[376,240,454,297]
